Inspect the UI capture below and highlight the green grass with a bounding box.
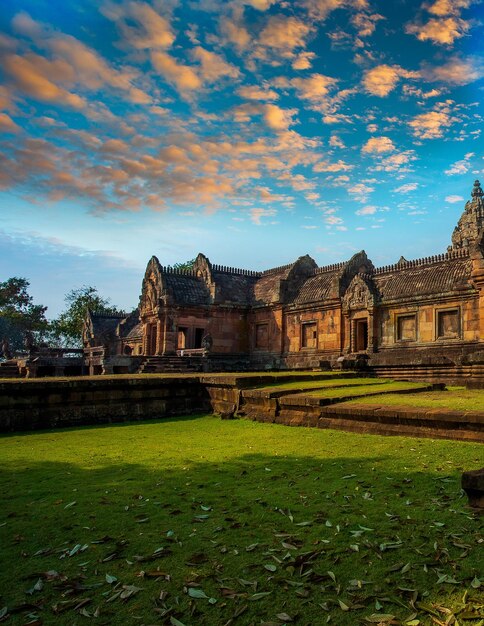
[0,416,482,626]
[305,381,428,399]
[252,376,384,391]
[0,371,342,384]
[343,386,484,412]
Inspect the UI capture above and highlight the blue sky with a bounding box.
[0,0,483,317]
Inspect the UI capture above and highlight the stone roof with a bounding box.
[163,273,211,306]
[212,270,256,305]
[373,251,474,301]
[89,312,125,343]
[126,323,143,339]
[252,265,292,305]
[292,268,340,305]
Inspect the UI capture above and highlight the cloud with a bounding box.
[258,15,312,53]
[287,73,338,101]
[0,112,21,133]
[372,150,418,172]
[2,53,86,109]
[292,51,316,70]
[192,46,240,83]
[426,0,472,16]
[250,207,277,224]
[348,183,374,202]
[408,108,454,139]
[406,16,469,44]
[237,85,279,101]
[219,8,251,52]
[7,13,152,105]
[313,159,353,172]
[263,104,296,130]
[445,194,464,203]
[325,215,344,225]
[394,182,419,193]
[362,136,395,154]
[356,205,377,215]
[100,1,175,50]
[231,102,297,130]
[445,152,474,174]
[363,64,419,97]
[329,135,345,148]
[422,56,483,86]
[351,11,384,37]
[151,51,201,96]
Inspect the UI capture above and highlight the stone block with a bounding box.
[461,468,484,511]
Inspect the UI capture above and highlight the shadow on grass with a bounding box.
[0,444,482,625]
[0,413,209,439]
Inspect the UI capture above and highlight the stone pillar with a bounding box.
[367,311,374,353]
[162,309,177,355]
[343,314,351,353]
[142,322,149,355]
[155,318,163,355]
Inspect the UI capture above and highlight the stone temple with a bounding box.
[84,181,484,380]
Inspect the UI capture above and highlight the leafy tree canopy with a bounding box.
[52,286,119,347]
[170,259,196,271]
[0,277,48,352]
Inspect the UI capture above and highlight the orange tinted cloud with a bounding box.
[2,53,85,109]
[362,136,395,153]
[406,16,469,44]
[101,1,175,49]
[151,51,201,96]
[363,64,419,97]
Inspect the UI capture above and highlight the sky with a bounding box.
[0,0,483,318]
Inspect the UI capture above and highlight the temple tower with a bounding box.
[451,180,484,250]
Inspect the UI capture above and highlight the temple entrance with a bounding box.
[147,323,157,355]
[194,328,204,349]
[355,319,368,352]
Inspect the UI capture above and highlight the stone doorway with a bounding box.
[355,319,368,352]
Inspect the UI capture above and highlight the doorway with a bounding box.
[355,319,368,352]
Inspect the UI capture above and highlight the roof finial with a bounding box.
[471,179,483,199]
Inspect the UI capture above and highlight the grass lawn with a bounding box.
[305,381,428,399]
[0,415,482,626]
[252,377,385,391]
[342,387,484,413]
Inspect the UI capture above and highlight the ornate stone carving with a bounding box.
[342,275,374,312]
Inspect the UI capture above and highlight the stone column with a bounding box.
[343,313,351,353]
[155,317,163,355]
[162,308,177,355]
[367,311,374,353]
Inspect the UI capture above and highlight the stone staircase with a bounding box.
[0,360,22,378]
[371,363,484,388]
[138,355,202,374]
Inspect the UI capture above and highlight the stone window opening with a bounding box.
[396,314,417,342]
[301,322,317,349]
[436,308,460,340]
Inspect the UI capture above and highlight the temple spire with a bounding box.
[471,179,483,199]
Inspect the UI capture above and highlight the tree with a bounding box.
[52,286,119,347]
[0,277,48,352]
[170,258,196,271]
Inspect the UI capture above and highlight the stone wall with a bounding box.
[0,377,210,432]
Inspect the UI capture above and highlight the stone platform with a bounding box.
[0,373,482,442]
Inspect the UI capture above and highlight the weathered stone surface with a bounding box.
[461,468,484,511]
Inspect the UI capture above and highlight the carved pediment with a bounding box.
[140,257,163,315]
[342,275,375,312]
